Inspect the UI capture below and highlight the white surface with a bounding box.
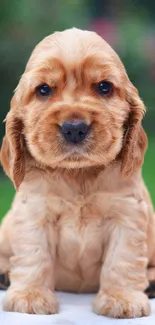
[0,291,155,325]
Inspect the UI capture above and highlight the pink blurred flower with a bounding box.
[89,18,119,47]
[144,33,155,62]
[143,31,155,80]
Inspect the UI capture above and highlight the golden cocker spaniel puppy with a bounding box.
[0,28,155,318]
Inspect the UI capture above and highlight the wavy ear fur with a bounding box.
[0,96,25,189]
[121,84,148,177]
[0,136,11,179]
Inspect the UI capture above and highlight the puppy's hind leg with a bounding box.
[146,213,155,298]
[145,267,155,299]
[0,211,13,275]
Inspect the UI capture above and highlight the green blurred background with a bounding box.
[0,0,155,220]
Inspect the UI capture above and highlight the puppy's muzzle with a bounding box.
[61,121,89,144]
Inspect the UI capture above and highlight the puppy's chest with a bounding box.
[47,184,107,270]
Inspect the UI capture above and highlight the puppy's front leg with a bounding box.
[93,205,150,318]
[3,193,58,314]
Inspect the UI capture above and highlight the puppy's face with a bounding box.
[2,28,147,188]
[14,29,130,168]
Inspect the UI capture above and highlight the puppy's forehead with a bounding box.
[27,28,123,70]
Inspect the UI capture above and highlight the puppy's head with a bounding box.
[1,28,147,188]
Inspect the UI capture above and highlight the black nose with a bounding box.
[61,121,89,144]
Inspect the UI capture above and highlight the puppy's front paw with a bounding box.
[3,287,59,314]
[93,290,150,318]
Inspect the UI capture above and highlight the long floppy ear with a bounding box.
[0,136,11,179]
[121,84,148,177]
[0,96,25,189]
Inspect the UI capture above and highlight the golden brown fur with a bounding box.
[0,28,155,318]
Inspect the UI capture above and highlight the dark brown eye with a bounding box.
[36,84,52,97]
[96,81,112,96]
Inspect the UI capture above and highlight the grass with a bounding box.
[0,138,155,221]
[0,178,15,220]
[142,138,155,204]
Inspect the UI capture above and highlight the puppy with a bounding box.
[0,28,155,318]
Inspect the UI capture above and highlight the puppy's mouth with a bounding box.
[61,144,90,159]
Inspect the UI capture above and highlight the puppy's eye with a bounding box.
[36,84,52,97]
[96,81,112,96]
